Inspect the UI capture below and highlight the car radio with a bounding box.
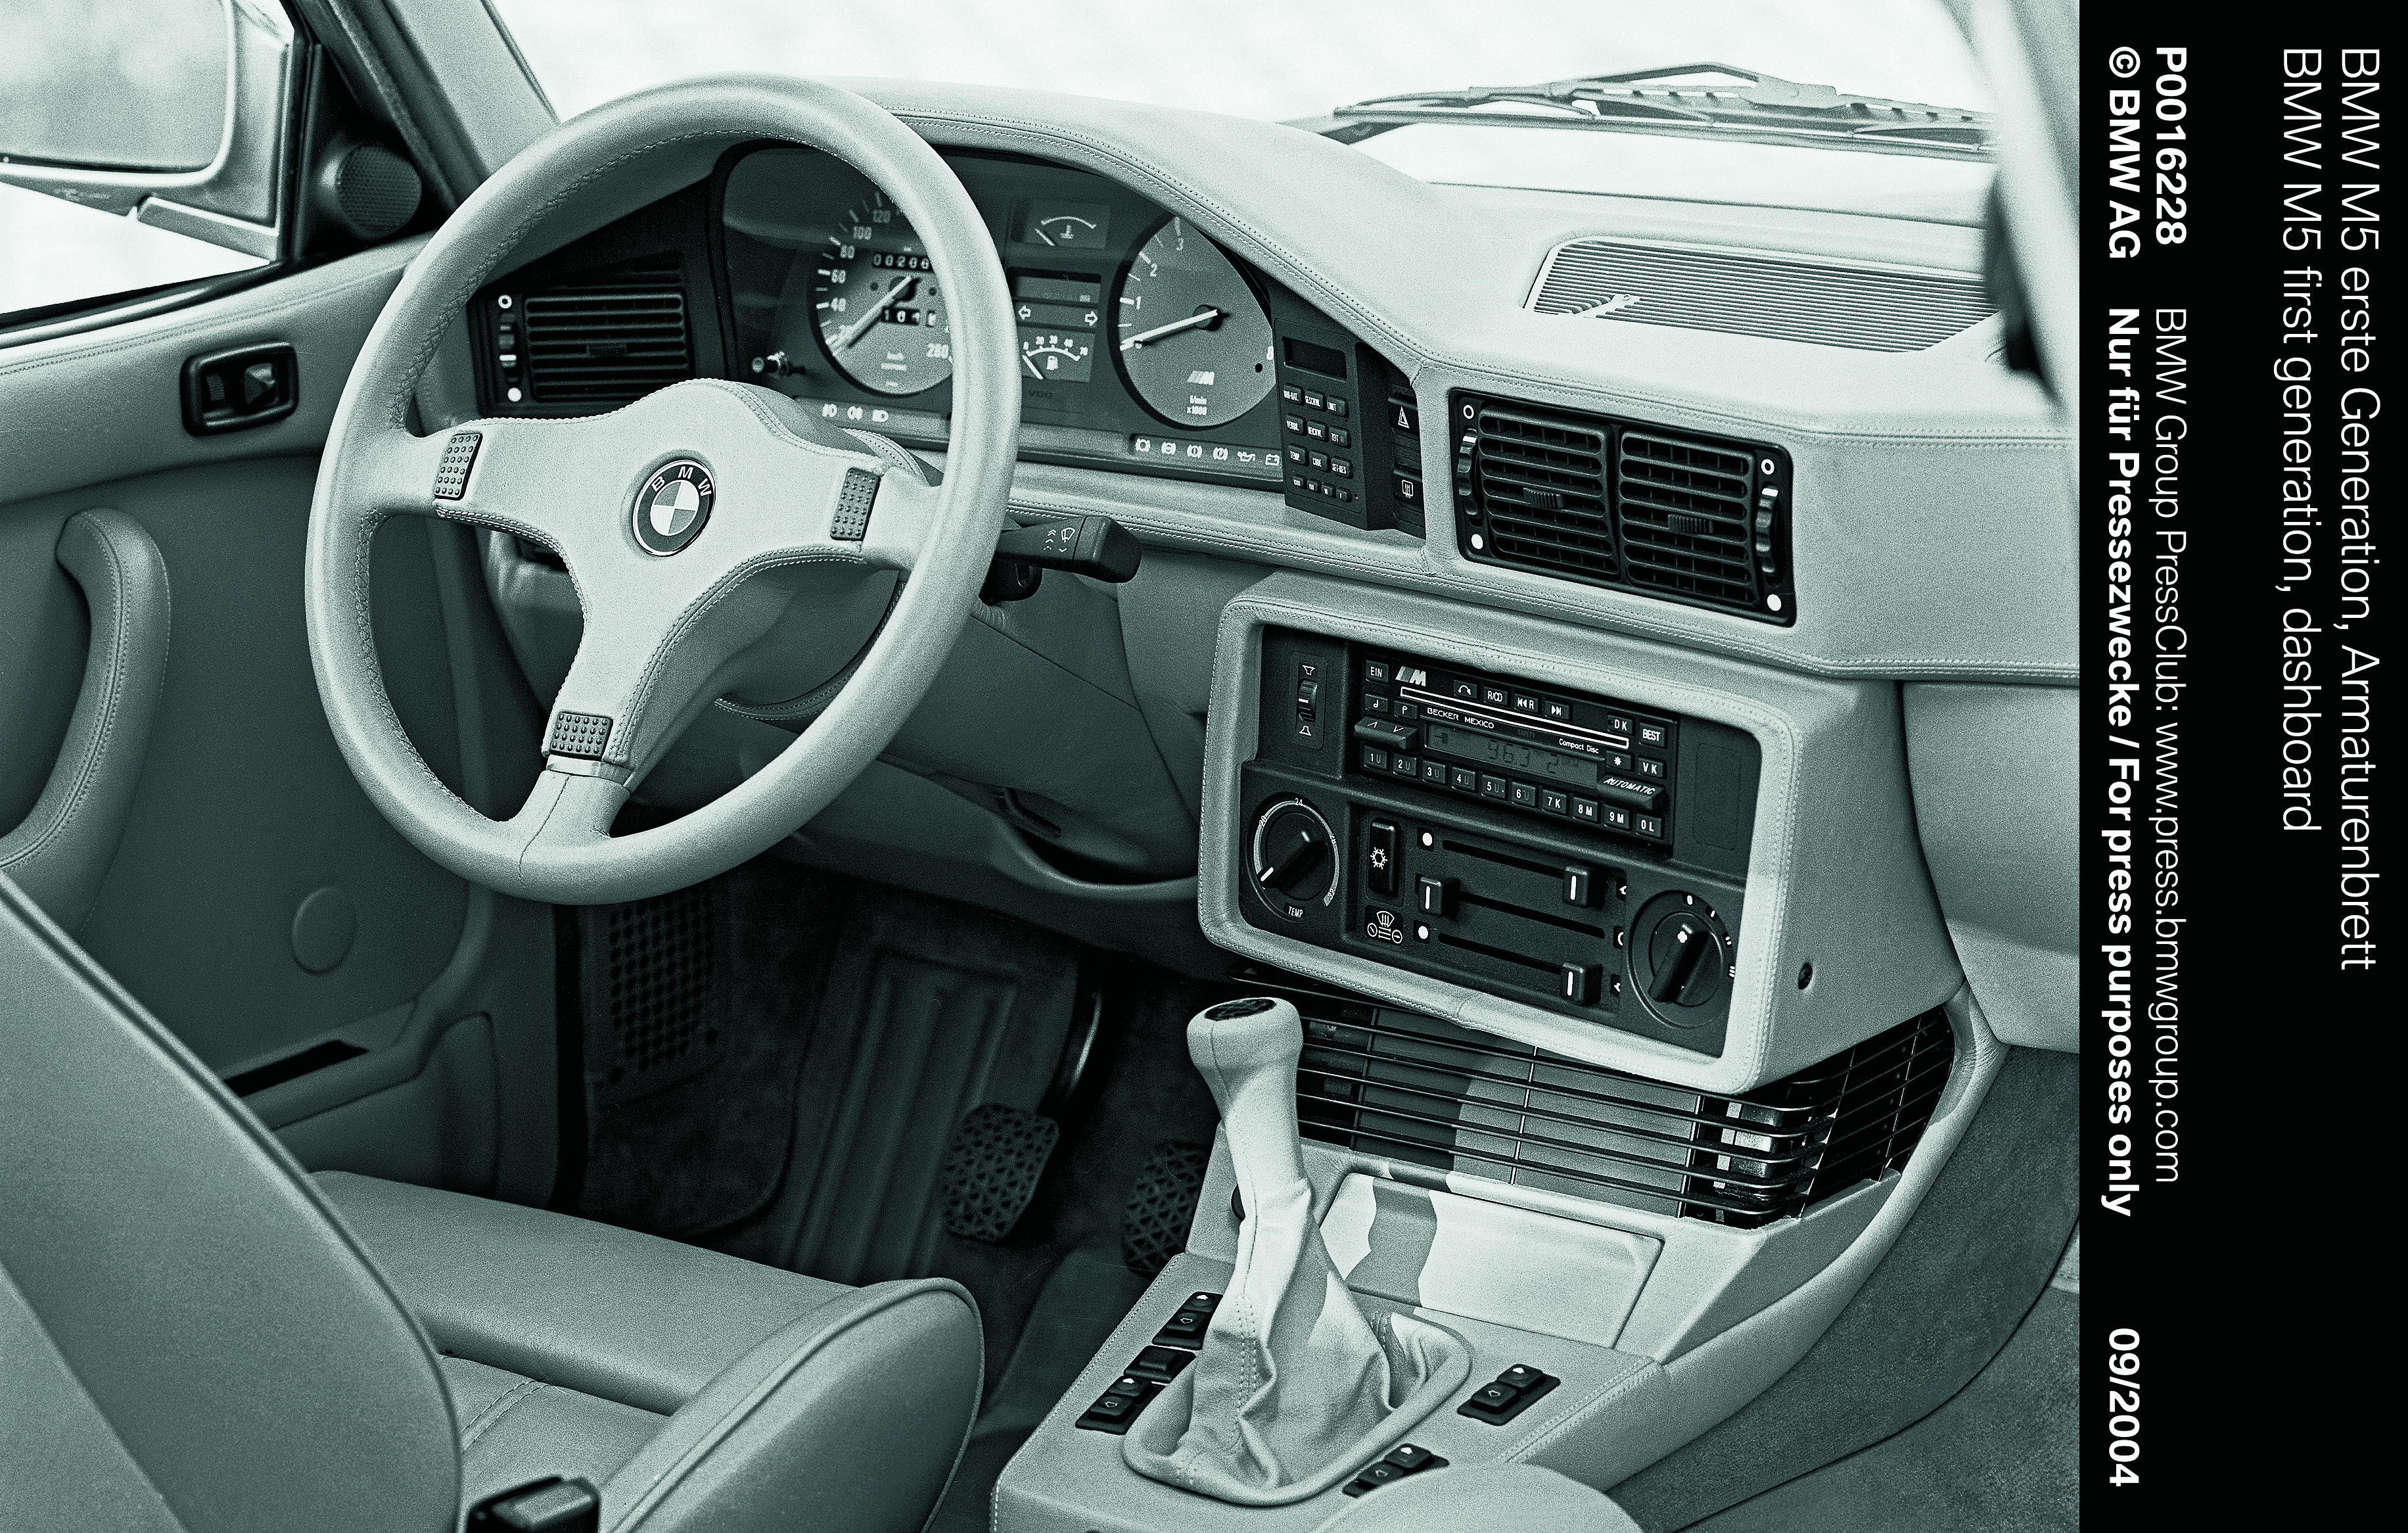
[1245,628,1759,1052]
[1346,650,1680,846]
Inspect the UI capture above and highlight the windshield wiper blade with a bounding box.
[1289,62,1993,162]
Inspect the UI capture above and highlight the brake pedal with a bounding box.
[1121,1140,1211,1275]
[938,1103,1061,1242]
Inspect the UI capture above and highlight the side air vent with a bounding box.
[1295,1001,1953,1229]
[478,254,695,416]
[1454,392,1795,623]
[1529,239,1994,353]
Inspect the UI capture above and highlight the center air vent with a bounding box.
[1454,393,1795,623]
[1295,1001,1953,1229]
[1529,239,1994,353]
[478,254,695,416]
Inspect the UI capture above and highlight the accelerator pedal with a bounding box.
[938,1103,1061,1242]
[1121,1140,1212,1275]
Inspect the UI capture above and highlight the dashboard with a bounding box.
[447,79,2076,1085]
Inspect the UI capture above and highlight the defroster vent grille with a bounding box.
[1457,393,1795,623]
[1297,1002,1953,1228]
[1529,239,1994,353]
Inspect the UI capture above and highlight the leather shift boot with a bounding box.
[1123,997,1469,1505]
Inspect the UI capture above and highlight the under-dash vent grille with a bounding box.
[1460,394,1794,622]
[1530,239,1994,353]
[1297,1003,1952,1228]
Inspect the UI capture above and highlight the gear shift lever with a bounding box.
[1122,998,1469,1505]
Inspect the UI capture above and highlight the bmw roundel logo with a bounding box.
[632,460,714,555]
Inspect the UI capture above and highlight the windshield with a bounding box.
[494,0,1994,223]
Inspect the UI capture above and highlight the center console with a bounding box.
[989,576,1994,1530]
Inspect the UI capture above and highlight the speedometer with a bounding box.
[1113,217,1274,428]
[799,189,950,395]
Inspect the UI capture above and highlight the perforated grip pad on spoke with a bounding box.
[829,466,879,540]
[432,431,481,499]
[549,711,613,759]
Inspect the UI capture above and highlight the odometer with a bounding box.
[1113,217,1274,428]
[800,190,950,395]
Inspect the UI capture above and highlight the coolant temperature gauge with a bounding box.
[1021,332,1094,383]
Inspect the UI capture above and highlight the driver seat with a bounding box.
[0,870,982,1533]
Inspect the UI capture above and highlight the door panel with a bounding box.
[0,243,559,1202]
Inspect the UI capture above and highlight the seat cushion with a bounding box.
[315,1170,848,1414]
[442,1354,664,1510]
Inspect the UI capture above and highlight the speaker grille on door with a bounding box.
[1296,1001,1952,1228]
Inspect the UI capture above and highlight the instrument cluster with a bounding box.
[716,145,1290,489]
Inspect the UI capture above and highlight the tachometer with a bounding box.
[1113,218,1274,428]
[800,189,950,395]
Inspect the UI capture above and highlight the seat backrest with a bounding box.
[0,871,459,1533]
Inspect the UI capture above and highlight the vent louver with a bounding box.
[1296,1002,1953,1228]
[1530,239,1994,353]
[484,254,695,416]
[1456,394,1795,623]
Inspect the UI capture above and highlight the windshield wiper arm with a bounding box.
[1289,62,1993,162]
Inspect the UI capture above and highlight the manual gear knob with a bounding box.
[1121,996,1470,1505]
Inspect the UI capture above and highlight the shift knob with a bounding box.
[1188,996,1312,1250]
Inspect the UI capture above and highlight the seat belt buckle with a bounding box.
[467,1476,601,1532]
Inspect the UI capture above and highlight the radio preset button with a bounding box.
[1392,754,1418,778]
[1423,759,1450,786]
[1479,774,1509,801]
[1508,782,1538,809]
[1571,798,1601,824]
[1540,789,1569,816]
[1636,814,1664,837]
[1362,745,1389,772]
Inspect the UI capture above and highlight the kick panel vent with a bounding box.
[1456,393,1795,623]
[482,254,695,416]
[1297,1002,1952,1228]
[1529,239,1994,353]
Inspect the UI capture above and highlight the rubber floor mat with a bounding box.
[716,882,1080,1286]
[576,862,850,1240]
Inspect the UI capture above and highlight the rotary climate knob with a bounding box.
[1251,799,1338,914]
[1632,892,1733,1022]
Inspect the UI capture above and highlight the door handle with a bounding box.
[0,509,172,932]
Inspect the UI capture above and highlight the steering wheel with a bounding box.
[306,77,1017,906]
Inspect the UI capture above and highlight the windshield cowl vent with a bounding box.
[1530,239,1993,353]
[1455,393,1795,624]
[1289,998,1955,1229]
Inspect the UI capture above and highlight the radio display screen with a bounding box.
[1422,724,1598,788]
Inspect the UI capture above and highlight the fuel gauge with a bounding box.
[1021,331,1094,383]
